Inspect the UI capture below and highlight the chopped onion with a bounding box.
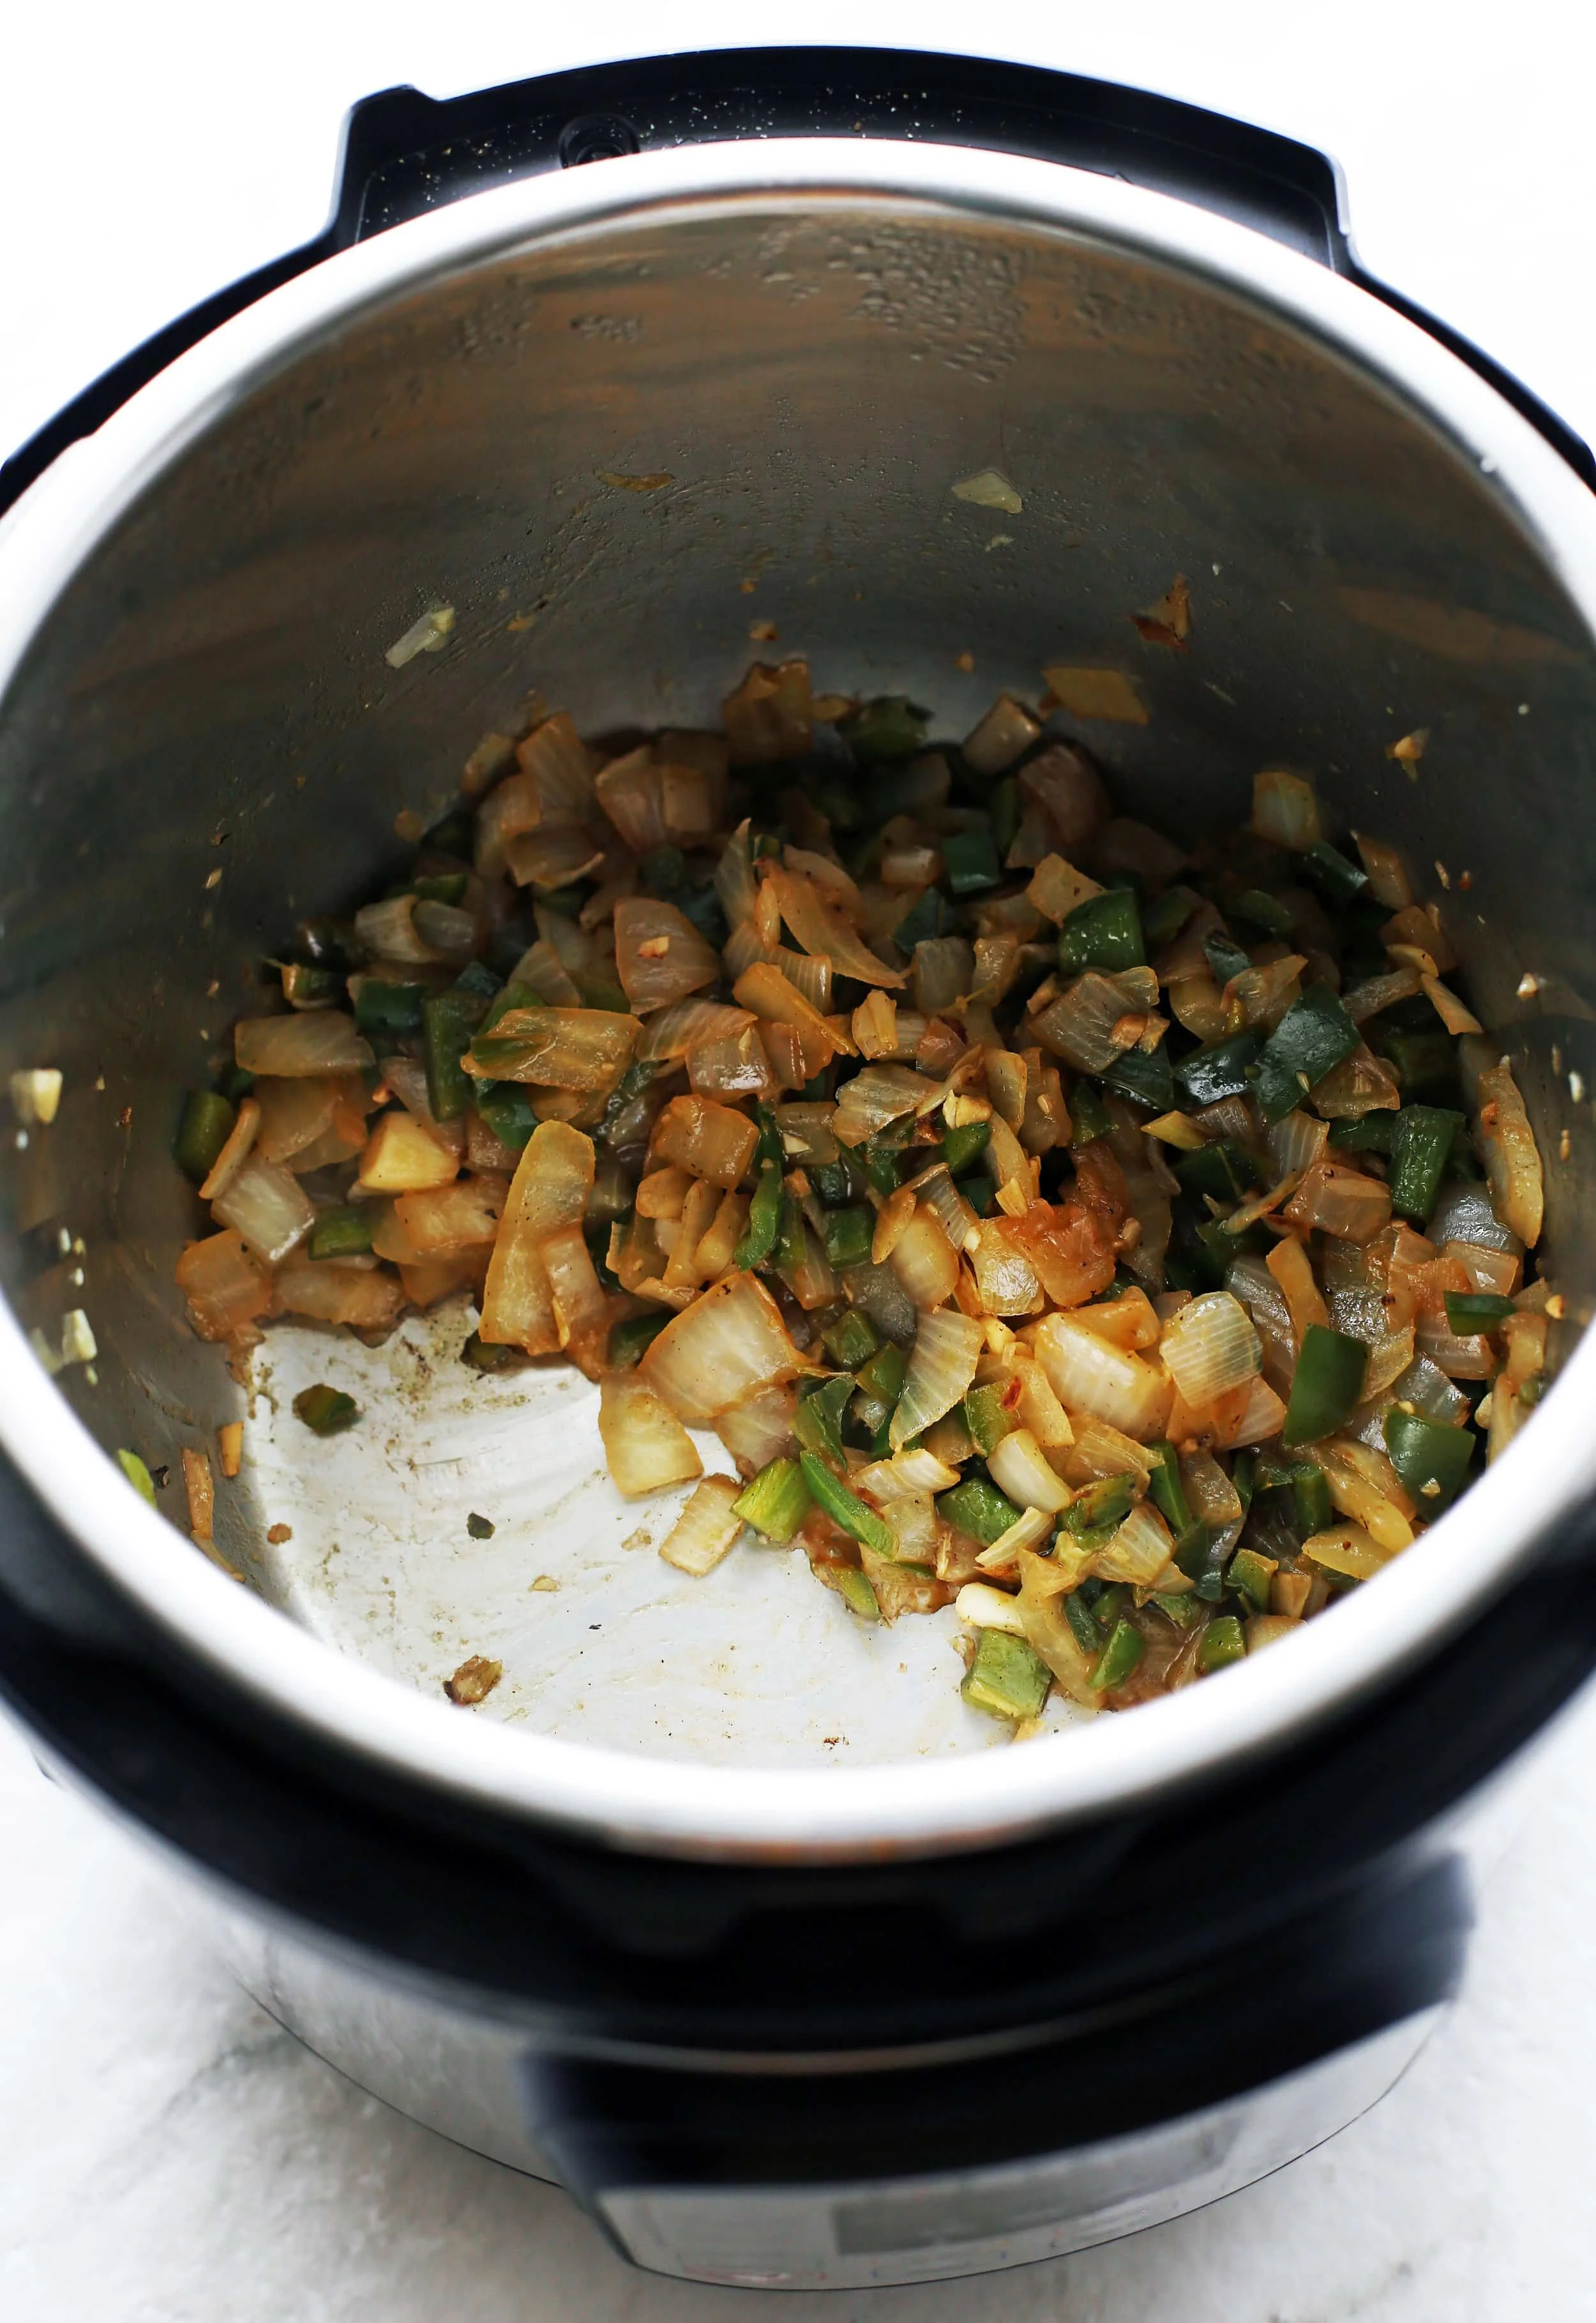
[955,1581,1029,1635]
[354,895,442,963]
[1251,768,1323,852]
[598,1377,704,1496]
[857,1446,963,1499]
[767,866,905,988]
[234,1013,373,1078]
[412,900,479,961]
[1414,1310,1496,1380]
[632,1000,748,1064]
[1445,1240,1521,1297]
[1159,1290,1261,1404]
[393,1176,507,1256]
[511,939,583,1006]
[986,1427,1073,1514]
[197,1096,260,1200]
[1283,1161,1393,1243]
[1311,1440,1413,1552]
[772,1103,840,1167]
[175,1230,272,1343]
[832,1063,941,1146]
[1032,1313,1173,1441]
[910,1163,979,1255]
[890,1308,985,1450]
[1352,833,1413,910]
[594,746,668,852]
[688,1027,781,1100]
[1428,1179,1523,1257]
[890,1206,961,1310]
[1091,1501,1174,1587]
[1342,965,1424,1026]
[253,1075,341,1167]
[1226,1252,1296,1390]
[641,1270,811,1424]
[275,1260,405,1331]
[723,659,812,764]
[1024,853,1103,924]
[479,1121,593,1352]
[211,1158,315,1265]
[659,1475,745,1575]
[505,828,607,890]
[1221,1375,1289,1446]
[468,1006,640,1093]
[1301,1523,1392,1581]
[1308,1045,1401,1119]
[612,898,720,1011]
[1007,1200,1117,1308]
[1180,1449,1243,1529]
[715,1382,799,1474]
[963,694,1043,775]
[358,1112,460,1192]
[652,1095,760,1188]
[518,711,597,826]
[1226,955,1306,1030]
[1017,1564,1099,1710]
[733,962,847,1061]
[968,1219,1044,1317]
[1475,1055,1543,1248]
[714,820,758,927]
[1266,1110,1329,1179]
[1266,1235,1328,1343]
[1032,969,1158,1072]
[911,937,974,1015]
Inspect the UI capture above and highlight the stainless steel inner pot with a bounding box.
[3,138,1596,1862]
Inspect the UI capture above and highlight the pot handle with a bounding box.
[6,45,1592,514]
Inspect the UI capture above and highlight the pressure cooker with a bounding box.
[3,46,1595,2291]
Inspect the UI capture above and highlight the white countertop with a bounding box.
[4,1688,1595,2322]
[6,6,1596,2317]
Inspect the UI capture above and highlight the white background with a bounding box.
[4,5,1596,2317]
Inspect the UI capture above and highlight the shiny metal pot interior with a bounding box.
[3,140,1596,1859]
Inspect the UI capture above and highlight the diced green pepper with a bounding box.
[840,695,931,765]
[1151,1588,1205,1629]
[773,1191,808,1273]
[820,1205,875,1270]
[799,1452,896,1557]
[277,960,342,1008]
[1329,1114,1397,1153]
[937,1476,1024,1545]
[891,887,947,951]
[1292,1462,1334,1536]
[1066,1474,1138,1535]
[1146,1441,1207,1563]
[1301,840,1368,905]
[1251,986,1360,1123]
[1065,1590,1103,1653]
[1389,1106,1465,1225]
[1174,1141,1260,1203]
[822,1308,882,1370]
[1383,1405,1475,1511]
[859,1134,908,1195]
[454,958,503,1001]
[466,1510,495,1539]
[1282,1324,1368,1446]
[753,1100,783,1170]
[964,1381,1019,1457]
[1199,1615,1247,1671]
[218,1064,257,1103]
[942,824,1002,896]
[474,1082,539,1152]
[1070,1080,1115,1144]
[855,1342,907,1411]
[422,990,485,1123]
[1142,888,1200,950]
[959,1172,998,1218]
[963,1626,1051,1720]
[1228,887,1296,939]
[1102,1045,1175,1113]
[606,1310,669,1370]
[1232,1449,1254,1517]
[734,1455,813,1542]
[461,1329,529,1373]
[1203,929,1253,986]
[795,1375,857,1464]
[1092,1617,1145,1691]
[1174,1525,1230,1600]
[309,1204,375,1260]
[940,1119,991,1177]
[1443,1290,1516,1335]
[810,1152,864,1207]
[1378,1028,1460,1103]
[1059,889,1146,972]
[1173,1031,1263,1108]
[354,979,426,1035]
[116,1448,158,1504]
[1227,1545,1277,1614]
[478,979,543,1036]
[829,1566,882,1621]
[175,1090,236,1184]
[735,1162,783,1269]
[292,1383,358,1435]
[639,843,689,898]
[414,872,469,906]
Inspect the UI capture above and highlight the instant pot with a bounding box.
[4,46,1596,2291]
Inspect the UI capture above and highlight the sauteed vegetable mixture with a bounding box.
[171,660,1552,1725]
